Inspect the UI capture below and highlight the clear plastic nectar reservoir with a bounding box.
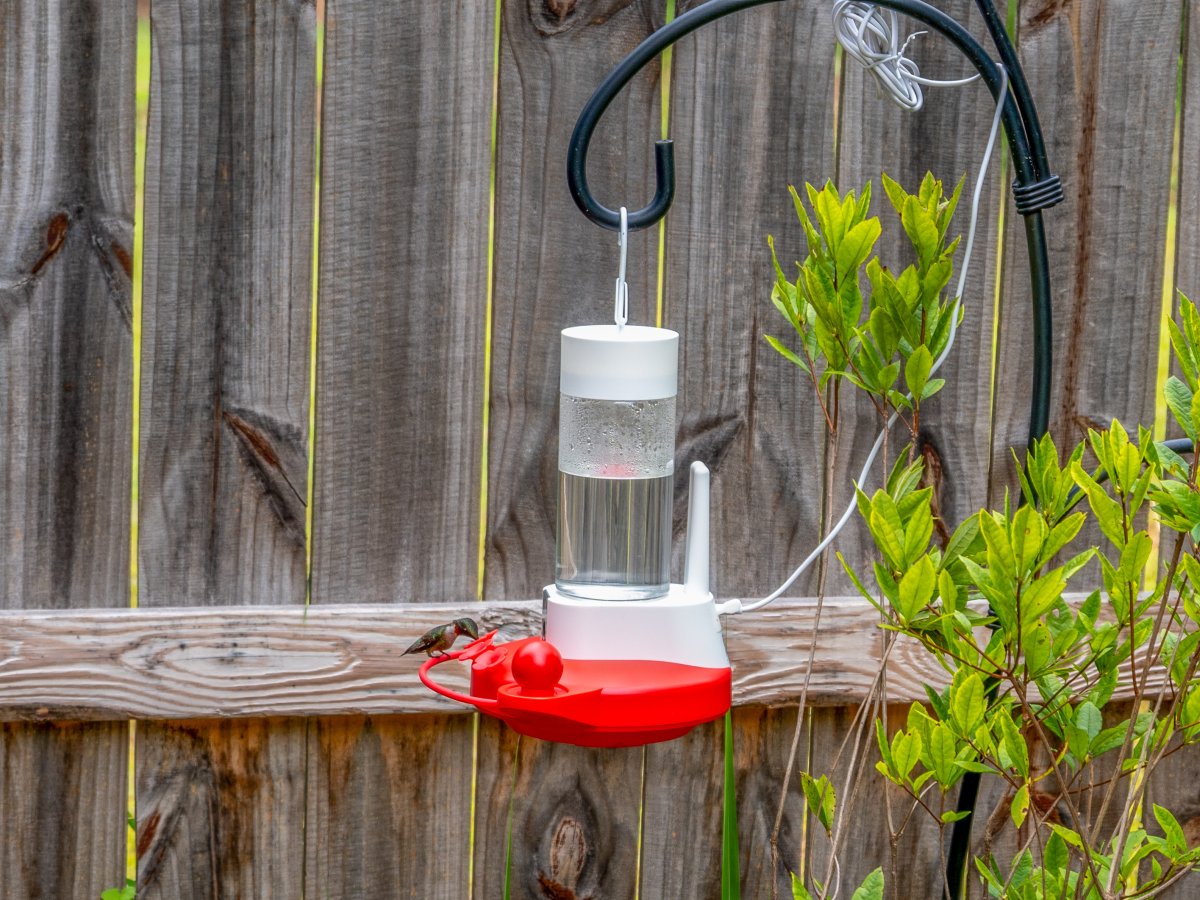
[556,325,678,600]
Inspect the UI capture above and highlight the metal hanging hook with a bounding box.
[614,207,629,329]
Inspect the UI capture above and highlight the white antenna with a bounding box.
[684,461,710,596]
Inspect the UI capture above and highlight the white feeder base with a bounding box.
[543,584,730,670]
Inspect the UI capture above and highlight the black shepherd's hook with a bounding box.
[565,0,1062,440]
[565,2,1065,899]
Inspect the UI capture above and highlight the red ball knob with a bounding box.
[511,640,564,694]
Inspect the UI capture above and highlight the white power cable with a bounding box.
[832,1,979,112]
[724,62,1010,617]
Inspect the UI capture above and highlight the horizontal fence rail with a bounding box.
[0,596,1177,720]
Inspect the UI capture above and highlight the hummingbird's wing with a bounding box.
[403,625,447,656]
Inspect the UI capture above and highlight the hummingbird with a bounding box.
[403,618,480,658]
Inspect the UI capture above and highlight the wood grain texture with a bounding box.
[306,1,494,895]
[136,0,317,896]
[473,725,643,899]
[0,596,1178,719]
[136,719,307,899]
[471,718,522,897]
[665,0,837,599]
[310,0,491,602]
[836,0,1005,592]
[0,721,128,898]
[1176,0,1200,305]
[639,718,725,899]
[992,0,1181,498]
[305,715,475,899]
[480,2,666,895]
[646,2,838,890]
[0,603,536,720]
[0,1,133,896]
[139,0,315,607]
[732,705,805,900]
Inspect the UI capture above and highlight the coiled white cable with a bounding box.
[724,62,1009,616]
[832,0,979,111]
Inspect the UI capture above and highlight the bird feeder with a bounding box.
[420,323,732,747]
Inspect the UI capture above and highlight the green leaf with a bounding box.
[978,512,1016,581]
[764,334,810,373]
[1043,832,1068,876]
[836,218,881,282]
[875,718,895,772]
[902,500,935,564]
[897,556,937,622]
[920,377,945,400]
[902,195,939,268]
[943,516,980,564]
[1011,783,1030,829]
[952,672,986,735]
[1038,513,1085,568]
[904,345,933,401]
[850,868,885,900]
[1021,569,1067,625]
[1048,823,1083,849]
[893,730,923,780]
[1154,804,1187,856]
[929,724,958,789]
[938,568,959,611]
[974,858,1006,897]
[1165,376,1197,440]
[790,873,813,900]
[1076,701,1102,743]
[1010,850,1033,889]
[997,713,1030,778]
[868,491,907,568]
[881,172,908,216]
[1023,620,1052,674]
[801,773,836,832]
[941,809,971,823]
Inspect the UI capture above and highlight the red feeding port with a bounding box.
[419,633,731,748]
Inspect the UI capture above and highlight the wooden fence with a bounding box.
[2,0,1198,897]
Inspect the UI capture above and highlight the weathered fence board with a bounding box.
[479,1,667,894]
[648,0,840,892]
[135,718,307,899]
[732,704,806,900]
[305,714,476,897]
[136,0,317,895]
[308,0,494,895]
[993,0,1180,489]
[504,734,644,899]
[0,0,133,895]
[0,596,1178,722]
[1177,0,1200,303]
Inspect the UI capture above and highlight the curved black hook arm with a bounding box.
[566,0,1055,441]
[567,0,784,231]
[568,0,1045,232]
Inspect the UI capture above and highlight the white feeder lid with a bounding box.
[560,324,678,401]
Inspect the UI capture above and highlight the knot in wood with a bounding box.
[549,815,588,884]
[544,0,577,19]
